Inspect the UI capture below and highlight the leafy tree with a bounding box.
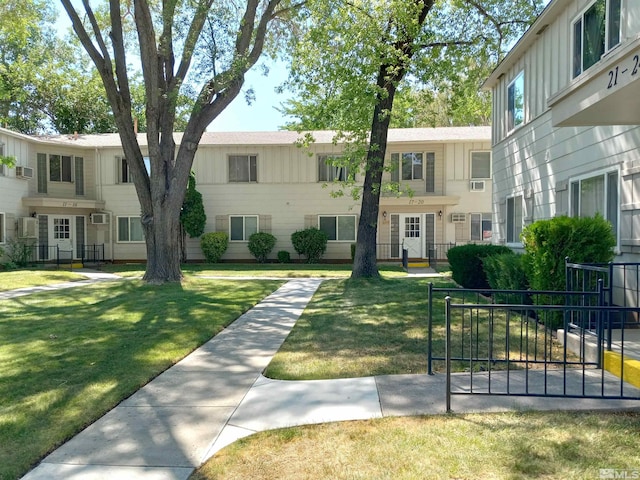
[180,171,207,260]
[61,0,300,283]
[283,0,543,278]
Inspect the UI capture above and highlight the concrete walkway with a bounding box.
[8,272,640,480]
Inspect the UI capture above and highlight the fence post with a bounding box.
[445,296,452,413]
[428,282,433,375]
[597,278,605,368]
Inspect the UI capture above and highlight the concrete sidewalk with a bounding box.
[13,274,640,480]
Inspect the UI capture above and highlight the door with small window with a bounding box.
[49,216,75,260]
[401,215,422,258]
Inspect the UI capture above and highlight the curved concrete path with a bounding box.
[9,272,640,480]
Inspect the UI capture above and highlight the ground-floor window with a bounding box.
[319,215,356,241]
[117,217,144,242]
[506,195,523,244]
[570,169,618,239]
[230,215,258,241]
[471,212,492,241]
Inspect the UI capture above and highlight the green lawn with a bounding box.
[0,277,282,480]
[0,269,90,291]
[191,411,640,480]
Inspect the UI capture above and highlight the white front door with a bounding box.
[50,216,75,259]
[401,215,422,258]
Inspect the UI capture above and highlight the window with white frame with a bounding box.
[573,0,621,78]
[471,213,492,241]
[570,169,618,239]
[229,155,257,182]
[507,71,525,132]
[390,152,423,182]
[471,151,491,179]
[506,195,523,244]
[117,156,150,183]
[319,215,356,241]
[117,216,144,242]
[318,154,349,182]
[49,154,73,182]
[0,212,5,243]
[230,215,258,241]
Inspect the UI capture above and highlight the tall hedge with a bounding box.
[447,244,513,289]
[521,215,616,292]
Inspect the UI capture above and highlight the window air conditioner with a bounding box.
[470,180,485,192]
[15,166,34,179]
[91,213,109,225]
[450,213,467,223]
[18,217,37,238]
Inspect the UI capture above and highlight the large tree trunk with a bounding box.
[351,70,397,278]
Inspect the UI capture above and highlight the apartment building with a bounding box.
[0,126,491,262]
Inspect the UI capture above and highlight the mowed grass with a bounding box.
[0,269,90,291]
[191,411,640,480]
[0,277,282,480]
[102,262,407,279]
[265,277,449,379]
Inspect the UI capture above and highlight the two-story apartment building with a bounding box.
[0,126,492,263]
[483,0,640,258]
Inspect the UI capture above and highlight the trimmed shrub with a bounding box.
[521,215,616,292]
[248,232,277,263]
[277,250,290,263]
[200,232,229,263]
[483,252,530,304]
[447,244,513,289]
[291,227,328,263]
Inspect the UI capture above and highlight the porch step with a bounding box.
[68,263,84,269]
[408,262,430,268]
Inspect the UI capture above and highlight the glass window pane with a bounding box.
[580,175,605,217]
[401,154,413,180]
[608,0,621,49]
[245,216,258,238]
[118,217,129,242]
[50,155,61,181]
[337,216,355,241]
[390,153,399,183]
[411,153,423,180]
[583,1,605,71]
[573,19,583,77]
[482,213,492,240]
[508,72,524,130]
[471,152,491,179]
[319,216,337,240]
[130,218,144,241]
[62,156,72,182]
[471,213,481,241]
[230,216,244,240]
[250,156,257,182]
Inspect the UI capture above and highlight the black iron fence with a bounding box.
[427,284,640,410]
[21,244,105,267]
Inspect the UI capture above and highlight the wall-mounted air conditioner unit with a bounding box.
[15,166,34,179]
[450,213,467,223]
[91,213,109,225]
[470,180,485,192]
[18,217,37,238]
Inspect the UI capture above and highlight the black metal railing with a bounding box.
[376,243,403,261]
[19,244,105,267]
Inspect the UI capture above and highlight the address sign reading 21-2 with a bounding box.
[607,53,639,89]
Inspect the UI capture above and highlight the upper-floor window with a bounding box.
[117,216,144,242]
[570,169,618,240]
[318,154,349,182]
[229,155,257,182]
[50,155,73,182]
[507,71,525,132]
[506,195,523,244]
[391,152,423,182]
[471,213,492,241]
[471,152,491,179]
[117,156,150,183]
[573,0,621,78]
[319,215,356,242]
[230,215,258,241]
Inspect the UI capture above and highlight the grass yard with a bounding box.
[0,277,282,480]
[102,262,407,279]
[191,411,640,480]
[0,269,90,291]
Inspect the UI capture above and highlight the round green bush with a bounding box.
[248,232,277,263]
[277,250,291,263]
[200,232,229,263]
[291,227,328,263]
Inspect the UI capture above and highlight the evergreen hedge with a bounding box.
[248,232,277,263]
[447,244,513,289]
[200,232,229,263]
